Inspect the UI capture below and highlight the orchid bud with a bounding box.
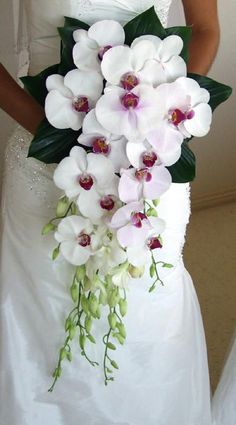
[87,334,96,344]
[108,313,117,330]
[79,334,86,350]
[76,265,86,282]
[116,334,125,345]
[152,199,160,207]
[52,245,60,260]
[85,315,92,333]
[128,264,145,278]
[41,222,56,235]
[69,326,76,340]
[149,263,155,278]
[89,294,99,315]
[56,196,70,217]
[111,360,119,370]
[116,323,126,339]
[99,290,107,305]
[70,283,79,303]
[146,207,158,217]
[81,294,89,314]
[119,299,127,317]
[60,348,67,360]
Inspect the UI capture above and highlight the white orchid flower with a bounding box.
[101,39,156,87]
[86,227,127,278]
[127,220,165,268]
[95,84,163,139]
[155,76,212,138]
[131,34,187,86]
[45,70,103,130]
[55,215,94,266]
[73,20,125,72]
[118,165,172,203]
[126,130,183,168]
[78,109,130,172]
[53,147,115,211]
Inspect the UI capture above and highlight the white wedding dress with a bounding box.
[212,333,236,425]
[0,1,212,424]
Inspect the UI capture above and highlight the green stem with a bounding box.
[149,252,164,293]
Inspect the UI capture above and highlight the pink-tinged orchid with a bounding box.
[73,20,125,72]
[95,85,162,139]
[53,146,115,203]
[55,215,94,266]
[155,77,212,138]
[101,39,156,87]
[127,217,165,267]
[78,109,130,172]
[110,201,153,248]
[130,35,187,86]
[126,129,183,168]
[45,70,103,130]
[118,165,172,203]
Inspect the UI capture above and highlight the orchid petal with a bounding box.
[88,20,125,47]
[61,241,91,266]
[117,223,148,248]
[143,165,172,199]
[118,170,140,203]
[163,56,187,81]
[87,153,115,187]
[110,201,143,228]
[184,103,212,137]
[45,90,75,129]
[46,74,72,97]
[101,45,133,85]
[82,109,109,136]
[73,40,100,72]
[158,35,183,61]
[64,69,103,101]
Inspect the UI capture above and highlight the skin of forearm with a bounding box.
[186,29,220,75]
[0,63,45,135]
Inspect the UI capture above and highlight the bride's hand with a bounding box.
[0,63,45,135]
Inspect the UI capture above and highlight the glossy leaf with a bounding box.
[20,64,59,106]
[28,119,82,163]
[167,141,196,183]
[124,6,166,45]
[187,73,233,112]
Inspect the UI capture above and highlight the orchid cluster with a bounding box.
[41,19,212,389]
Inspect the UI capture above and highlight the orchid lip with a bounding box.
[130,211,147,228]
[121,92,139,109]
[147,237,162,250]
[142,151,158,168]
[73,96,89,113]
[135,168,152,182]
[100,195,115,211]
[98,45,112,61]
[120,72,139,90]
[169,108,195,126]
[92,137,110,155]
[78,174,94,190]
[77,232,91,247]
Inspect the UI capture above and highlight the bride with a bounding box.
[0,1,220,424]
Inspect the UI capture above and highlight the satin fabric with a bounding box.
[1,1,212,424]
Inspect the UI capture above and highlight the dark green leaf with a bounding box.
[187,73,233,112]
[28,118,81,163]
[64,16,90,30]
[167,141,196,183]
[165,26,192,63]
[124,6,166,45]
[20,64,59,106]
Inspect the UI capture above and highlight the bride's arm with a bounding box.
[0,63,45,135]
[182,0,220,75]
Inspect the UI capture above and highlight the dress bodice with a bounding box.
[14,0,173,76]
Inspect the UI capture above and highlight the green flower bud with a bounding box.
[106,367,113,374]
[107,342,116,350]
[69,326,76,340]
[84,315,92,333]
[108,313,117,330]
[65,317,72,332]
[116,323,126,339]
[89,294,99,315]
[149,263,155,278]
[146,207,158,217]
[84,276,92,292]
[76,265,86,282]
[110,360,119,370]
[56,196,69,217]
[162,263,174,268]
[79,334,86,350]
[128,264,145,279]
[66,351,72,362]
[60,348,67,360]
[70,283,79,303]
[99,290,107,306]
[41,222,56,235]
[116,334,125,345]
[152,199,160,207]
[87,334,96,344]
[108,290,120,308]
[71,202,77,215]
[119,299,127,317]
[95,306,101,319]
[81,294,89,314]
[52,245,60,260]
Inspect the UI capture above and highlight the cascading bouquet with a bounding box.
[21,7,232,390]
